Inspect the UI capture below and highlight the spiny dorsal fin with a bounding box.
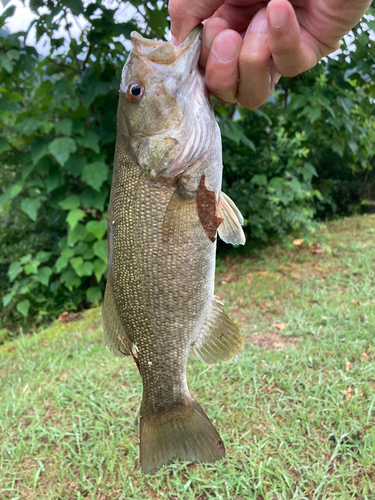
[193,296,243,364]
[217,191,246,246]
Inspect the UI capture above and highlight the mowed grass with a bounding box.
[1,215,375,500]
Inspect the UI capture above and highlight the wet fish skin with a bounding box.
[103,26,245,474]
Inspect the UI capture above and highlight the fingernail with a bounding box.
[211,31,240,64]
[268,1,288,29]
[172,34,179,46]
[249,8,268,33]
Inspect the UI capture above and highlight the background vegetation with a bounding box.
[0,0,374,329]
[1,215,374,498]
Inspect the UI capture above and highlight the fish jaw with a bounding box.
[118,25,219,183]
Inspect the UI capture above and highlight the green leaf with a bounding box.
[20,197,42,221]
[35,251,52,263]
[240,134,256,151]
[66,208,86,230]
[332,141,344,157]
[80,185,109,211]
[62,154,87,177]
[289,178,302,192]
[60,270,81,289]
[93,258,107,282]
[304,106,321,124]
[17,118,42,135]
[45,170,64,193]
[76,130,100,153]
[83,245,95,260]
[32,138,49,165]
[20,254,32,265]
[24,260,40,275]
[62,0,84,16]
[348,139,358,154]
[3,293,13,308]
[87,286,103,302]
[35,266,52,286]
[17,299,30,317]
[81,81,111,108]
[48,137,77,166]
[251,174,268,186]
[54,256,69,273]
[54,118,73,136]
[303,163,318,178]
[0,136,10,153]
[7,49,20,62]
[148,7,168,37]
[219,118,243,144]
[0,184,22,207]
[81,161,108,192]
[67,223,88,246]
[75,261,94,277]
[86,219,107,240]
[0,98,17,114]
[93,240,108,263]
[336,96,352,114]
[61,248,75,259]
[70,257,83,271]
[59,195,81,210]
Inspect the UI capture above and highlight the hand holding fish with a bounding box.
[169,0,372,109]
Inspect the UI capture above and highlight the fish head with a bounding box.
[119,26,215,179]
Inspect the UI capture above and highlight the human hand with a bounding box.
[169,0,372,109]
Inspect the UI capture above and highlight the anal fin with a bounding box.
[217,192,245,245]
[103,278,132,357]
[193,296,243,364]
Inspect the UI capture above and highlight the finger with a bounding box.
[267,0,320,77]
[205,29,242,105]
[237,8,280,109]
[212,2,266,34]
[200,17,229,68]
[169,0,225,45]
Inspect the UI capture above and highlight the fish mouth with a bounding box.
[130,25,202,72]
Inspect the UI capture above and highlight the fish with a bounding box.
[103,25,246,474]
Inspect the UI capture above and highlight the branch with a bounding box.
[63,8,83,74]
[46,57,78,73]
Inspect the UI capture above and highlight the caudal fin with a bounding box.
[140,399,225,473]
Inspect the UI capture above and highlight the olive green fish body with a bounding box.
[103,26,245,473]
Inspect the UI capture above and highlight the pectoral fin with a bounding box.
[103,277,132,357]
[193,297,243,364]
[217,192,245,245]
[162,181,200,245]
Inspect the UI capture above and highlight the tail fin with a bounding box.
[140,399,225,473]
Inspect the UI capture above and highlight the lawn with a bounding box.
[1,215,374,500]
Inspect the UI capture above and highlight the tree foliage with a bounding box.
[0,0,374,327]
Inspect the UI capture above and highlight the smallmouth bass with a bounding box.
[103,25,245,474]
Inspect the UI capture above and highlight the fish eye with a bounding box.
[127,81,145,102]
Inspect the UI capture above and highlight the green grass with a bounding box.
[1,215,375,499]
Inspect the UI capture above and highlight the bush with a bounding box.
[0,1,374,328]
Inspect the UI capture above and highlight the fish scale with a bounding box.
[103,25,246,473]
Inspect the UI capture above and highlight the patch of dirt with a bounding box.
[247,332,300,350]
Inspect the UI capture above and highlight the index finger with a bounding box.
[169,0,225,44]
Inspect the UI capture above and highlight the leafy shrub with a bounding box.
[0,1,374,328]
